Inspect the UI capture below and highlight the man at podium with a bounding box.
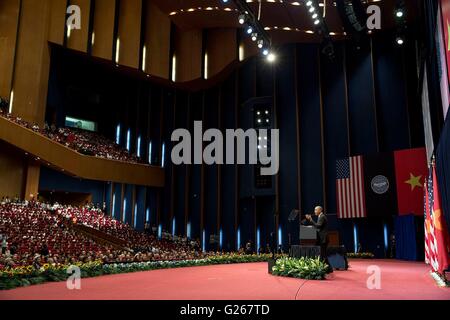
[305,206,331,271]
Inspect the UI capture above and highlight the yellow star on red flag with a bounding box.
[405,173,422,191]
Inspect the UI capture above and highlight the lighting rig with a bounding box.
[221,0,275,62]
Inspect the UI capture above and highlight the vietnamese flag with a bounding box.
[394,148,428,215]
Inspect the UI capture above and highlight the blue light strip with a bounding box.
[161,142,165,167]
[158,224,162,239]
[134,204,138,228]
[278,226,282,246]
[220,229,223,250]
[172,217,176,236]
[126,129,131,151]
[257,227,261,253]
[137,136,141,158]
[237,228,241,250]
[123,199,127,223]
[148,141,152,164]
[202,230,206,252]
[383,223,388,250]
[353,223,358,253]
[116,124,121,145]
[187,222,191,239]
[146,208,150,222]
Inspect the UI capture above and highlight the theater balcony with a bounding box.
[0,115,165,188]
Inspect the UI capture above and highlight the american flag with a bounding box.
[336,156,366,218]
[426,167,439,272]
[424,181,430,265]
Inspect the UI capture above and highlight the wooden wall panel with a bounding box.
[12,0,52,125]
[174,27,202,82]
[0,0,20,99]
[91,0,115,60]
[144,1,170,79]
[117,0,142,68]
[0,141,26,199]
[24,160,40,200]
[67,0,91,53]
[48,0,67,45]
[206,28,236,79]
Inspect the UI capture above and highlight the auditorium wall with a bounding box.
[46,30,423,254]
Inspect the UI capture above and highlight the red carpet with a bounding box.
[1,260,449,300]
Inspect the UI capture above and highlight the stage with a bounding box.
[1,260,449,300]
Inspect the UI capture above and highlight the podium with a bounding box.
[300,225,317,245]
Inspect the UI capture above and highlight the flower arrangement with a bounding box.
[0,254,283,291]
[271,257,329,280]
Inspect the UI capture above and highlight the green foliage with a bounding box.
[0,254,284,291]
[271,257,329,280]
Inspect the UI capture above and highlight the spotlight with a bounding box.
[251,33,258,42]
[257,39,264,49]
[309,6,315,13]
[267,53,276,62]
[395,10,404,18]
[246,26,253,34]
[396,36,404,45]
[314,19,320,25]
[312,13,318,19]
[262,48,270,56]
[265,110,269,114]
[222,0,229,3]
[306,1,313,6]
[238,14,246,25]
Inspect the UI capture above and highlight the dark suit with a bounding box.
[310,213,329,263]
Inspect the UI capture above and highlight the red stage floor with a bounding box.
[1,260,449,300]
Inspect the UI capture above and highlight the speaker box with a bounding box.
[328,253,348,270]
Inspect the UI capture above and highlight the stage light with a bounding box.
[257,111,261,115]
[314,19,320,25]
[258,119,262,123]
[396,37,404,45]
[312,13,318,19]
[306,1,313,6]
[238,14,246,25]
[257,39,264,49]
[222,0,229,3]
[309,6,315,13]
[265,110,269,114]
[262,48,270,56]
[267,53,276,62]
[395,9,404,18]
[246,26,253,34]
[251,33,258,41]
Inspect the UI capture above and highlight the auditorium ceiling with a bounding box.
[152,0,420,44]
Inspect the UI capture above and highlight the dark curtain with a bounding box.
[395,215,418,261]
[436,117,450,237]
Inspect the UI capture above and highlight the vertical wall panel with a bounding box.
[91,0,115,60]
[173,27,202,82]
[206,28,237,78]
[321,44,349,214]
[143,0,170,79]
[66,0,91,53]
[12,0,52,125]
[373,37,410,152]
[0,0,20,99]
[117,0,142,68]
[298,44,324,214]
[276,45,299,244]
[48,0,67,45]
[346,41,378,155]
